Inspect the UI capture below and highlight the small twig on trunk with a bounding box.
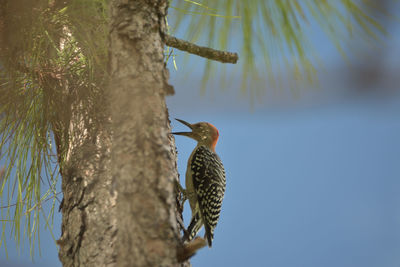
[177,237,207,263]
[164,34,239,64]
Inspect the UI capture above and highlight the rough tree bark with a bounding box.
[109,0,183,266]
[58,0,186,265]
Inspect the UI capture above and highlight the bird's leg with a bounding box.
[175,180,188,203]
[176,213,189,236]
[175,180,190,238]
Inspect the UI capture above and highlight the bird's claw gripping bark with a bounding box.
[175,180,188,203]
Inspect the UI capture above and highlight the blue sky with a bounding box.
[1,2,400,267]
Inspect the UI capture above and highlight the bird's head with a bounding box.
[172,119,220,151]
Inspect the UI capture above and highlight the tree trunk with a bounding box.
[109,0,182,266]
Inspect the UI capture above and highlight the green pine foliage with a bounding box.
[0,0,108,256]
[169,0,387,92]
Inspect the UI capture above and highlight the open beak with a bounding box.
[172,118,195,138]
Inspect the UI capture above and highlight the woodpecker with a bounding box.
[172,118,226,247]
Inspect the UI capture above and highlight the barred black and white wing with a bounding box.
[188,145,226,247]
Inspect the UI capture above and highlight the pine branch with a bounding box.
[164,34,238,64]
